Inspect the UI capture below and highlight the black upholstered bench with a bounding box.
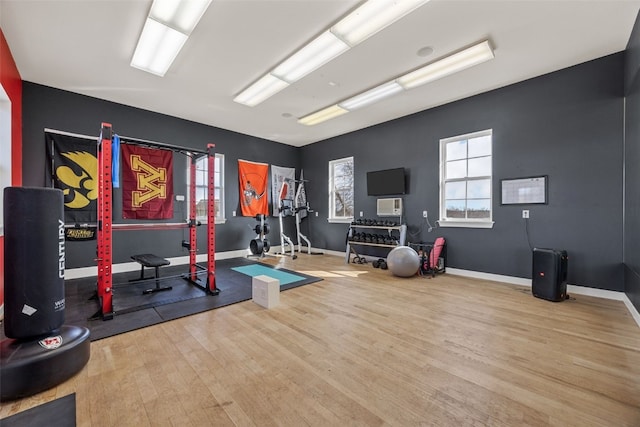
[130,254,172,295]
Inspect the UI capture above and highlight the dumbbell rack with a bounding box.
[345,222,407,264]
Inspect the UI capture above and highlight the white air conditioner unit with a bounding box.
[377,198,402,216]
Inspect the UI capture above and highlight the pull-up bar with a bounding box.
[117,134,209,156]
[112,222,191,231]
[96,122,218,320]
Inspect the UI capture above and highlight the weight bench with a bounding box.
[130,254,172,295]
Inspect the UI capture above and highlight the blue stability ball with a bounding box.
[386,245,420,277]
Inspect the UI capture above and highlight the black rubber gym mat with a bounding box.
[59,258,321,341]
[0,393,76,426]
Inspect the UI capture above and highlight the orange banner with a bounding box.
[122,145,173,219]
[238,159,269,217]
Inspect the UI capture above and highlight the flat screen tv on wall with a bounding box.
[367,167,406,196]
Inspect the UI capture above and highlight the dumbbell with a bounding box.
[372,258,385,268]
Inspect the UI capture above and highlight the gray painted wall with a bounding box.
[21,52,628,293]
[624,11,640,311]
[22,83,301,268]
[302,53,625,291]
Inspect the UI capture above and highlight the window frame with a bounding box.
[328,156,354,223]
[188,152,225,224]
[439,129,494,229]
[0,85,11,236]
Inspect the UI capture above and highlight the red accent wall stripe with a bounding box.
[1,28,23,313]
[1,29,22,186]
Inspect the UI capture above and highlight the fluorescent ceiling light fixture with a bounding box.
[235,0,430,106]
[234,74,289,107]
[300,40,494,126]
[299,105,349,126]
[339,81,403,111]
[397,40,494,89]
[150,0,212,34]
[131,0,212,76]
[272,32,349,83]
[131,19,189,77]
[331,0,430,46]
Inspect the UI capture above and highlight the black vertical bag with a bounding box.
[4,187,66,339]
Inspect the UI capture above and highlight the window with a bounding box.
[439,129,493,228]
[190,153,225,223]
[329,156,354,222]
[0,85,11,235]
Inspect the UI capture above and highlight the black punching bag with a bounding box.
[3,187,66,339]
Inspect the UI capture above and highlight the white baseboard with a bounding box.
[446,267,532,287]
[622,295,640,328]
[321,248,347,258]
[64,249,250,280]
[446,267,640,329]
[64,247,335,279]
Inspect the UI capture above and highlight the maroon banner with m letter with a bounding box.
[122,145,173,219]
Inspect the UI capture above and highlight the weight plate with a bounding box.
[249,238,264,255]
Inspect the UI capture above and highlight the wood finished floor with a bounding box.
[1,253,639,426]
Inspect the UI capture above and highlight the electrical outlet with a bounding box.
[360,211,364,217]
[315,212,318,217]
[522,210,529,219]
[232,210,236,217]
[422,210,428,218]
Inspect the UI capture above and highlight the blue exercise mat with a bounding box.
[231,265,305,285]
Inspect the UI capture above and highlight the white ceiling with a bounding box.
[1,0,639,147]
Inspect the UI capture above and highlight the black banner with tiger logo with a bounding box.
[46,131,98,224]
